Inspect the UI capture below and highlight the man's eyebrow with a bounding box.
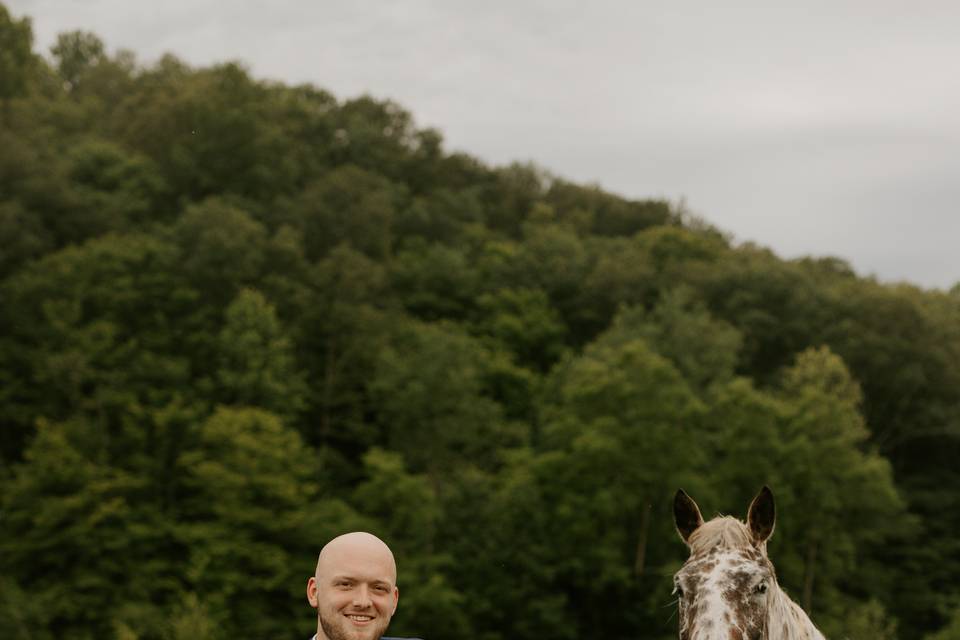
[328,575,393,586]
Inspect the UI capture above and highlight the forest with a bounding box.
[2,4,960,639]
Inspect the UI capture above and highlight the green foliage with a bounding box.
[178,407,341,639]
[768,348,909,624]
[838,599,899,640]
[0,199,50,277]
[545,179,673,237]
[4,10,960,640]
[610,287,742,392]
[216,288,306,417]
[472,287,567,370]
[369,319,513,473]
[295,164,403,260]
[51,30,106,92]
[391,239,480,320]
[0,418,158,638]
[928,607,960,640]
[0,3,34,107]
[66,140,169,231]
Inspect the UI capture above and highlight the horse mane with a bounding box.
[687,516,755,555]
[768,590,827,640]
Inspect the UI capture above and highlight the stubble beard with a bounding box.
[318,607,389,640]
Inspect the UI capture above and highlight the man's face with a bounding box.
[307,537,399,640]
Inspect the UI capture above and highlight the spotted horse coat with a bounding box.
[672,487,826,640]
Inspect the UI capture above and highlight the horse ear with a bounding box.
[747,485,776,544]
[674,489,704,543]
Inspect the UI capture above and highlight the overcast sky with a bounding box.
[11,1,960,289]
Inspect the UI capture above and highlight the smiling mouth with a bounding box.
[346,614,374,624]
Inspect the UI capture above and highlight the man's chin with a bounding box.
[320,614,388,640]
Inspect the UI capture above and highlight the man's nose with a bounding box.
[352,584,372,608]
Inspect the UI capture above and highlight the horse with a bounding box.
[672,486,826,640]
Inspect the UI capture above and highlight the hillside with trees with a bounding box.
[2,4,960,639]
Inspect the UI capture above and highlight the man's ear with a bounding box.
[392,586,399,615]
[307,577,319,608]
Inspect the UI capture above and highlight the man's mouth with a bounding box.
[346,614,374,624]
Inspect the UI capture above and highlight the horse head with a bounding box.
[672,487,780,640]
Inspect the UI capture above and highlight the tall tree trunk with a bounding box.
[634,502,652,577]
[321,342,336,444]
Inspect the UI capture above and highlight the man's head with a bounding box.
[307,532,400,640]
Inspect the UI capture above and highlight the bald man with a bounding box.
[307,532,419,640]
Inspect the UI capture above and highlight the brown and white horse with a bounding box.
[672,487,826,640]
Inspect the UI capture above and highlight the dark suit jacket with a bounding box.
[311,637,421,639]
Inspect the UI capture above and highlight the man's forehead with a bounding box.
[316,532,397,581]
[320,560,397,587]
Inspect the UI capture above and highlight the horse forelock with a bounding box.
[687,516,758,556]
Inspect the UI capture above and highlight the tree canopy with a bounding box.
[2,4,959,639]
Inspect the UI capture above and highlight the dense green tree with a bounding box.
[0,418,170,638]
[0,199,50,278]
[574,235,658,335]
[770,347,909,632]
[438,452,578,640]
[841,599,899,640]
[391,239,481,320]
[4,10,960,639]
[537,326,706,638]
[249,84,338,193]
[928,607,960,640]
[171,198,268,310]
[0,233,194,461]
[0,126,84,249]
[50,30,106,92]
[294,245,393,465]
[0,3,34,120]
[294,164,403,261]
[482,162,547,237]
[66,140,169,231]
[215,288,305,418]
[178,407,361,640]
[331,96,420,178]
[351,449,472,639]
[610,287,742,392]
[115,61,295,200]
[395,187,486,244]
[545,179,674,237]
[369,319,514,475]
[0,575,46,640]
[471,287,567,371]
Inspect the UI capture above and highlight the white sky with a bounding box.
[10,0,960,289]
